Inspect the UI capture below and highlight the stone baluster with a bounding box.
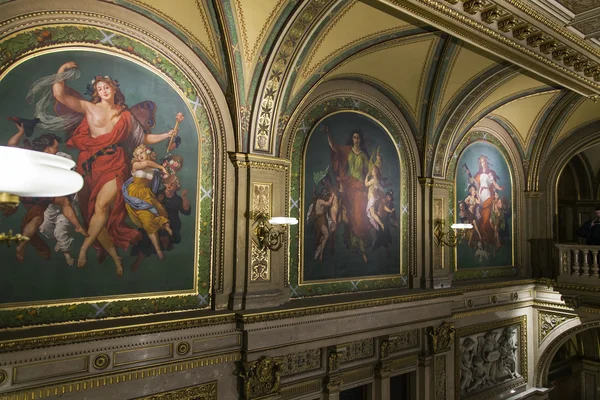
[592,250,600,278]
[582,248,590,277]
[572,248,581,276]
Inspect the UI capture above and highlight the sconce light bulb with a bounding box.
[268,217,298,225]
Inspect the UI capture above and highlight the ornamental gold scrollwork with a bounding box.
[538,311,574,343]
[238,356,283,400]
[429,321,455,354]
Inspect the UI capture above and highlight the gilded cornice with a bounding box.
[381,0,600,98]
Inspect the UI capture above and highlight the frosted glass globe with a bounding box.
[0,146,83,197]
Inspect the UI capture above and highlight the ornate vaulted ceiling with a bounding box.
[115,0,600,169]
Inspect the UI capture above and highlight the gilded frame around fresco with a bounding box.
[298,109,403,285]
[286,85,419,298]
[0,8,224,328]
[445,129,522,281]
[452,139,515,270]
[454,315,527,400]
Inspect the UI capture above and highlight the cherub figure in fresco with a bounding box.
[490,191,506,252]
[123,144,172,262]
[129,174,191,271]
[365,164,386,231]
[373,190,397,257]
[320,174,341,255]
[38,61,184,274]
[307,188,334,261]
[463,184,482,246]
[38,151,83,266]
[4,120,88,263]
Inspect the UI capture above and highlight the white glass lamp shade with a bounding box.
[269,217,299,225]
[0,146,83,197]
[451,223,473,230]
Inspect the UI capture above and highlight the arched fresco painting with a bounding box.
[0,48,210,326]
[455,141,513,268]
[302,111,401,282]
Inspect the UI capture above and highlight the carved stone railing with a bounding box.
[555,244,600,281]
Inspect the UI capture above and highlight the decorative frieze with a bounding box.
[135,382,218,400]
[339,338,374,363]
[281,349,321,377]
[381,329,420,358]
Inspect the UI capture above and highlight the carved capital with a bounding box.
[381,340,390,359]
[238,356,283,400]
[539,40,559,54]
[325,377,344,391]
[428,321,455,353]
[526,33,550,47]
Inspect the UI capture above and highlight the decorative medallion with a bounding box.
[93,353,110,370]
[538,311,576,343]
[176,341,191,356]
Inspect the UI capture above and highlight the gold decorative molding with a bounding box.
[2,353,238,400]
[238,356,283,400]
[134,381,217,400]
[251,183,272,282]
[538,311,576,344]
[0,368,6,386]
[428,321,455,353]
[176,341,190,356]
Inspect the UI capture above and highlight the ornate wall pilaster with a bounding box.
[229,153,291,310]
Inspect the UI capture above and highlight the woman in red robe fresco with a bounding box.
[53,61,178,275]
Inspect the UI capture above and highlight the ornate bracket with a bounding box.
[428,321,455,354]
[238,356,283,400]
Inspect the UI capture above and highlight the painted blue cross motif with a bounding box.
[92,302,111,318]
[448,207,454,216]
[351,281,360,291]
[198,293,209,306]
[482,133,488,140]
[200,186,212,201]
[402,205,408,214]
[290,285,299,297]
[482,270,489,278]
[99,31,116,46]
[298,120,309,133]
[352,99,360,109]
[290,198,299,210]
[189,96,203,112]
[400,276,408,285]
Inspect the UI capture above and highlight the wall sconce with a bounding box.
[433,220,473,247]
[253,211,298,251]
[0,146,83,246]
